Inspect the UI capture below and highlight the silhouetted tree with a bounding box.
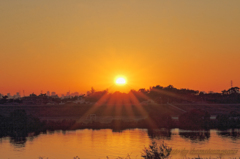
[179,109,210,129]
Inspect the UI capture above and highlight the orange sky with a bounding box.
[1,0,240,95]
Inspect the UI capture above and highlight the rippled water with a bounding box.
[0,129,240,159]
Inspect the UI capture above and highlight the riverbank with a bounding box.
[1,103,240,122]
[2,107,240,140]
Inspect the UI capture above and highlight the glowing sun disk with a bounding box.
[115,77,126,85]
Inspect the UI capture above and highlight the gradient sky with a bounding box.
[1,0,240,95]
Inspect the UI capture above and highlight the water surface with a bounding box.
[0,129,240,159]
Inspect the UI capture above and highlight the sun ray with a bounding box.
[128,91,159,129]
[102,94,115,116]
[70,84,166,130]
[123,95,136,120]
[77,90,110,123]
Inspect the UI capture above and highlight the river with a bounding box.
[0,129,240,159]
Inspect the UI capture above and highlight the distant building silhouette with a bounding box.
[61,94,65,99]
[51,92,56,96]
[71,92,79,97]
[66,92,70,97]
[12,92,21,99]
[7,93,12,99]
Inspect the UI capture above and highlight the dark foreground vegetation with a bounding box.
[141,141,172,159]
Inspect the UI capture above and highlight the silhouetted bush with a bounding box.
[148,112,173,129]
[142,141,172,159]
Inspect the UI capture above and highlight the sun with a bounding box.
[115,77,127,85]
